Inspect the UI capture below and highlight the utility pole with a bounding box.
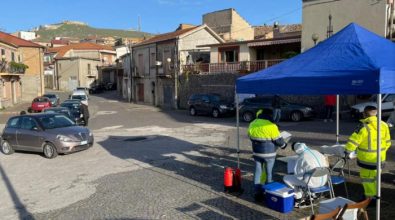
[174,41,179,109]
[128,42,134,103]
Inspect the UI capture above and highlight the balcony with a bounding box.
[181,59,285,75]
[0,60,28,74]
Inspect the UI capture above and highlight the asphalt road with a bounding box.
[0,91,395,219]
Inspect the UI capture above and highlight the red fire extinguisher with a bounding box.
[224,167,242,192]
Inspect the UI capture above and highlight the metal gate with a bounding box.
[163,86,173,108]
[138,83,144,102]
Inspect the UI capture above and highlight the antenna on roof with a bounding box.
[138,15,141,32]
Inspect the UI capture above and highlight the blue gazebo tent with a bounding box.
[237,23,395,95]
[235,23,395,218]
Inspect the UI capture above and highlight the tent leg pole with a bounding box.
[336,95,340,144]
[236,91,240,169]
[377,94,382,220]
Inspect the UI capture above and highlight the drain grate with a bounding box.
[123,137,148,142]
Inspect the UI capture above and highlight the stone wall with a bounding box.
[178,73,238,109]
[178,72,347,117]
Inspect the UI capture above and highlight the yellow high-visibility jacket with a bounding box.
[248,110,285,158]
[345,116,391,169]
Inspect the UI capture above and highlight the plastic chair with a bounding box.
[337,198,371,220]
[330,158,349,198]
[310,207,342,220]
[304,167,334,214]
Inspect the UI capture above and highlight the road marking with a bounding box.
[94,125,123,131]
[95,111,117,116]
[99,100,119,103]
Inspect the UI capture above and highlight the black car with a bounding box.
[60,100,85,125]
[43,93,60,106]
[239,96,314,122]
[187,94,235,118]
[43,107,73,121]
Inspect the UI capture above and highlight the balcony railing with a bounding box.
[181,59,285,75]
[0,61,28,74]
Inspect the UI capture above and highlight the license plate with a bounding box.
[80,140,88,145]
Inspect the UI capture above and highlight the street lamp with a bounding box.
[166,57,178,109]
[312,33,319,46]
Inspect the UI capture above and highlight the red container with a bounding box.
[224,167,234,188]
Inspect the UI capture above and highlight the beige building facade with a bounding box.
[203,8,254,41]
[302,0,394,51]
[19,47,45,101]
[56,57,101,91]
[130,24,224,108]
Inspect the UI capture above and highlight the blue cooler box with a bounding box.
[263,182,294,213]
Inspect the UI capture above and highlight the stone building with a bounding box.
[203,8,255,42]
[302,0,395,51]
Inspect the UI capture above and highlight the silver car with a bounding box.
[1,113,94,159]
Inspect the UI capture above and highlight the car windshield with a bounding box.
[34,97,49,102]
[43,94,56,98]
[71,95,87,100]
[368,94,394,102]
[37,114,75,129]
[61,102,80,109]
[209,95,221,102]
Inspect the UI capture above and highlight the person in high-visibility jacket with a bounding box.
[248,109,287,200]
[345,105,391,198]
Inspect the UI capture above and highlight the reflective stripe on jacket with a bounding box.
[345,116,391,169]
[248,115,284,158]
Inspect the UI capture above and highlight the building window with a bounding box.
[88,63,91,75]
[150,52,156,68]
[11,52,15,62]
[138,54,144,75]
[219,47,239,63]
[18,55,21,62]
[1,49,5,57]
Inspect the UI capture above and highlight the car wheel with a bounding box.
[1,140,14,155]
[189,107,197,116]
[212,108,220,118]
[290,111,302,122]
[43,142,58,159]
[242,111,254,122]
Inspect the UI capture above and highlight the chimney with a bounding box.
[273,21,281,38]
[176,24,197,31]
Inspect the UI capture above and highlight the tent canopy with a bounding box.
[236,23,395,95]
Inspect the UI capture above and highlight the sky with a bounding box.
[1,0,302,34]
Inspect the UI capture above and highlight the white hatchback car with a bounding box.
[70,90,88,106]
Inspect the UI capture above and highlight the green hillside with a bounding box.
[35,23,151,42]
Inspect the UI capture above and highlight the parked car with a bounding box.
[43,107,73,121]
[43,93,60,106]
[351,94,395,119]
[70,90,88,105]
[75,87,89,96]
[29,97,51,113]
[89,84,104,94]
[187,94,235,118]
[60,100,85,125]
[239,96,315,122]
[0,113,94,159]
